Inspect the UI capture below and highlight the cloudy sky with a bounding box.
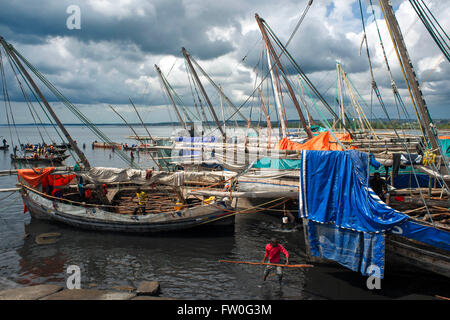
[0,0,448,125]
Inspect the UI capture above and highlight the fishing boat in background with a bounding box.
[10,153,70,165]
[122,144,137,151]
[92,141,122,149]
[23,147,67,155]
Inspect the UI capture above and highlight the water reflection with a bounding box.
[16,217,241,298]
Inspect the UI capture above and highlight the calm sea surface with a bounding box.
[0,125,448,300]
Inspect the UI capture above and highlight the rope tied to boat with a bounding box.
[423,150,436,166]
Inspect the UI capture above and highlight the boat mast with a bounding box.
[0,37,91,169]
[378,0,440,152]
[128,98,165,170]
[258,88,272,149]
[298,79,314,127]
[129,98,156,144]
[265,44,288,138]
[182,47,226,139]
[155,64,187,131]
[219,84,226,135]
[188,56,247,122]
[255,14,313,139]
[336,63,346,132]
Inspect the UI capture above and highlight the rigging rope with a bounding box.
[408,0,450,62]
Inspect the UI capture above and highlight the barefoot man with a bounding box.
[262,237,289,285]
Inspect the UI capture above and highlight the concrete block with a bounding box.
[0,284,63,300]
[136,281,160,296]
[41,289,136,300]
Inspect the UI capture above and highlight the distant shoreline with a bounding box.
[0,123,179,127]
[1,118,449,128]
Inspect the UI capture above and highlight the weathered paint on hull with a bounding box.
[386,234,450,278]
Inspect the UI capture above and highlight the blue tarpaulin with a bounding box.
[390,220,450,252]
[299,150,409,278]
[307,222,386,276]
[387,173,443,189]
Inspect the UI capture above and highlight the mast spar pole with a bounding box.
[182,47,226,139]
[378,0,440,153]
[155,64,187,131]
[255,14,313,139]
[265,44,287,138]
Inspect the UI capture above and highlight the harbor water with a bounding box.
[0,125,448,300]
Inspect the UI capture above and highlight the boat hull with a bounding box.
[92,142,122,149]
[386,234,450,277]
[22,188,235,234]
[11,154,69,164]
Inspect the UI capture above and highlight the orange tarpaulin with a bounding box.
[17,167,55,188]
[331,132,353,142]
[47,174,76,187]
[276,131,352,151]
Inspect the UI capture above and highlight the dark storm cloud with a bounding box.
[0,0,243,60]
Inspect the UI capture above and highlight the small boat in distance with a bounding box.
[92,141,122,149]
[11,154,70,165]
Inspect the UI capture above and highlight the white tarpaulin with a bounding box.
[80,167,232,185]
[81,167,147,183]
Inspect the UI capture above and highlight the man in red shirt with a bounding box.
[262,238,289,285]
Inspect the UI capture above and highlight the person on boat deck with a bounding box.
[33,152,39,160]
[262,238,289,285]
[73,161,81,172]
[133,188,147,215]
[52,188,63,198]
[370,172,389,202]
[84,189,93,201]
[102,184,108,196]
[77,176,85,200]
[2,139,6,148]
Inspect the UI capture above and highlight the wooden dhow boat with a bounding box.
[91,141,122,149]
[23,147,67,155]
[11,154,70,165]
[17,167,235,233]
